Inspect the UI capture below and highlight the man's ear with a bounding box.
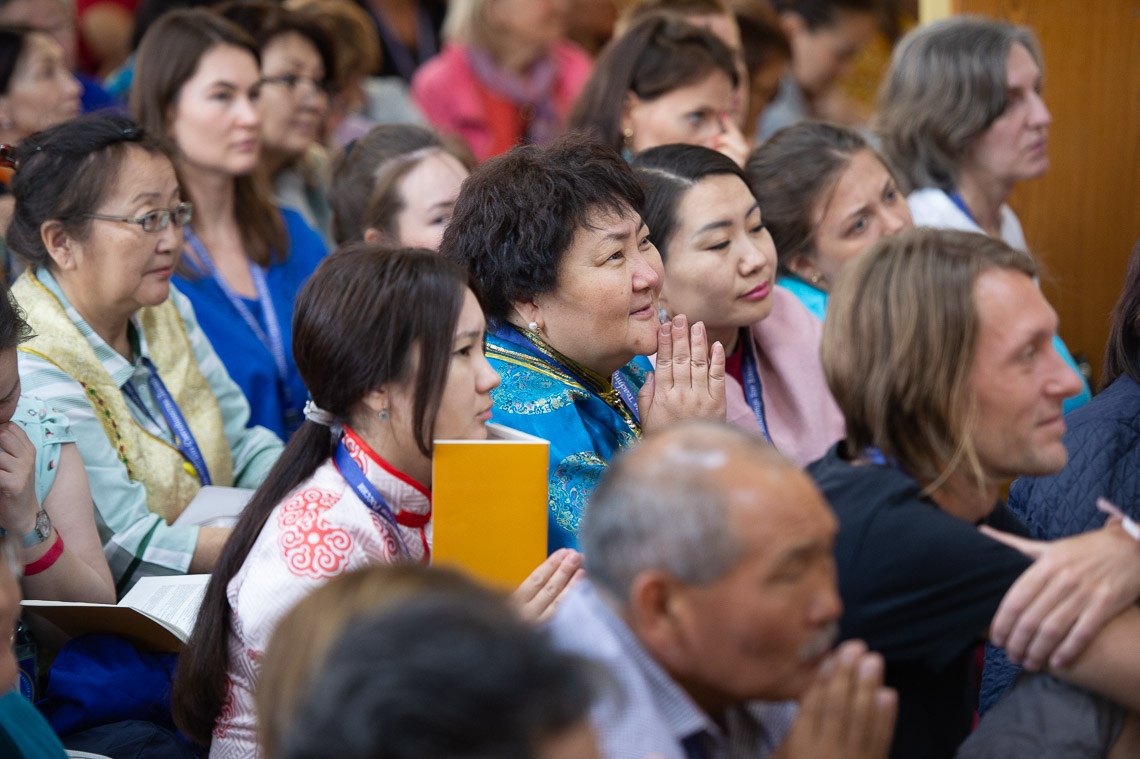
[626,569,689,662]
[41,220,79,271]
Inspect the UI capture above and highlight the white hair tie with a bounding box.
[303,399,336,426]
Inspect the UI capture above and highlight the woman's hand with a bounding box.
[512,548,584,624]
[0,423,40,538]
[639,315,726,433]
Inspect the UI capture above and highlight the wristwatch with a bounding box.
[0,508,52,547]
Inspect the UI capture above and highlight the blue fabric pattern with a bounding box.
[173,208,327,439]
[485,326,650,552]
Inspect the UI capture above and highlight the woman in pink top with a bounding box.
[634,144,844,465]
[411,0,590,162]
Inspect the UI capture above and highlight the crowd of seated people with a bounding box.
[0,3,1135,759]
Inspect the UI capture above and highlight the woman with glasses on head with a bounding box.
[10,114,283,593]
[132,9,328,441]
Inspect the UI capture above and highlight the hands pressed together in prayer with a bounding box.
[640,314,726,433]
[774,640,897,759]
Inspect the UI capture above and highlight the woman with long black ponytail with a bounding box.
[173,244,582,756]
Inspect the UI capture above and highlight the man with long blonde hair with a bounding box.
[810,227,1140,758]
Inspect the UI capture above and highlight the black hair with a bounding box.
[0,280,31,349]
[440,134,645,322]
[633,143,752,262]
[569,13,740,154]
[0,23,33,94]
[1103,238,1140,389]
[7,114,167,270]
[216,0,336,93]
[279,594,597,759]
[172,245,475,747]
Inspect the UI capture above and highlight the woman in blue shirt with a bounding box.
[131,9,327,440]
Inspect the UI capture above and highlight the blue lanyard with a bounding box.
[184,229,289,386]
[948,191,977,225]
[860,445,903,471]
[122,359,212,486]
[491,323,640,423]
[333,436,411,559]
[184,228,298,430]
[737,332,771,443]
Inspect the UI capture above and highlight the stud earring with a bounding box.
[657,305,669,324]
[378,409,389,421]
[527,321,539,333]
[621,127,635,162]
[809,273,822,285]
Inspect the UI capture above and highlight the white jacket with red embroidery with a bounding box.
[209,428,431,758]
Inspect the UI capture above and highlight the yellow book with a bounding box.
[431,423,549,589]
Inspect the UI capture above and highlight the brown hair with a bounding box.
[569,12,739,154]
[1102,238,1140,390]
[172,245,476,747]
[284,0,380,92]
[822,227,1037,493]
[746,120,881,271]
[329,124,475,245]
[257,565,501,758]
[130,8,286,267]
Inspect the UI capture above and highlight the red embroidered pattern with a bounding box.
[368,513,401,563]
[213,677,237,740]
[277,488,353,578]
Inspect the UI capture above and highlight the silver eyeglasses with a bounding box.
[260,73,334,95]
[82,201,194,233]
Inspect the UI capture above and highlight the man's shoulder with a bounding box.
[808,445,927,520]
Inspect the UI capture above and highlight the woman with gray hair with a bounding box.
[877,15,1091,411]
[410,0,590,162]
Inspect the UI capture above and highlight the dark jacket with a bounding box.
[981,375,1140,711]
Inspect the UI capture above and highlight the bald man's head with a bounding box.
[581,421,817,601]
[581,421,843,706]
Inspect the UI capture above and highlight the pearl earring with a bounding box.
[527,321,539,333]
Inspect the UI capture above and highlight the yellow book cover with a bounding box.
[431,423,549,589]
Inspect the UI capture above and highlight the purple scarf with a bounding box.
[467,46,561,148]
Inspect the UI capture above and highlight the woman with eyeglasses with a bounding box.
[131,9,329,441]
[218,2,337,246]
[10,114,284,592]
